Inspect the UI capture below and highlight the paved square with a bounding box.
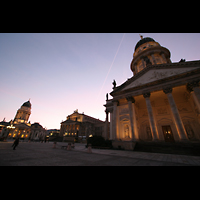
[1,141,200,166]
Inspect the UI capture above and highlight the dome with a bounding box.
[31,122,43,128]
[22,100,31,108]
[135,37,155,51]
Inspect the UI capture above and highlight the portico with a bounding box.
[104,36,200,150]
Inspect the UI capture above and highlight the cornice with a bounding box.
[110,60,200,98]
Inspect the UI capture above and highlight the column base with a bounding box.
[152,138,160,142]
[178,139,190,143]
[112,140,136,150]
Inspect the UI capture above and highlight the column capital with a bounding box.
[143,92,151,98]
[163,87,173,94]
[126,96,135,103]
[105,107,113,113]
[112,100,119,106]
[187,80,200,90]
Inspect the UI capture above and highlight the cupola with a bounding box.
[130,35,171,75]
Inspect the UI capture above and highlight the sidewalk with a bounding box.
[56,142,200,166]
[1,141,200,166]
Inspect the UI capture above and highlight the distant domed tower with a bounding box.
[14,100,31,124]
[130,35,171,75]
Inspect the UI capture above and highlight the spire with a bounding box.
[139,34,143,40]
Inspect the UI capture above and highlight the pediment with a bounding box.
[121,66,200,91]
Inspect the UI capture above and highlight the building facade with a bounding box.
[0,100,47,141]
[104,36,200,150]
[9,100,32,139]
[30,122,47,141]
[60,110,108,142]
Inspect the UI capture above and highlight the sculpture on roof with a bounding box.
[106,93,108,101]
[112,80,116,89]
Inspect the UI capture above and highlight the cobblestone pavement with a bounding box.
[1,141,200,166]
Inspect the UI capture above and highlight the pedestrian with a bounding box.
[12,137,19,150]
[53,141,57,148]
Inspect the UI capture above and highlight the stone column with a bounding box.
[143,93,159,141]
[163,88,188,141]
[187,81,200,113]
[112,100,119,140]
[105,110,109,140]
[160,51,167,63]
[126,96,134,141]
[150,53,156,65]
[126,96,138,141]
[134,64,138,73]
[132,103,139,140]
[140,56,145,69]
[110,111,113,140]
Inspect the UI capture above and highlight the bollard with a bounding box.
[53,141,57,149]
[88,144,92,153]
[67,143,71,150]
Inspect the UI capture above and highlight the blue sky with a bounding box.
[0,33,199,129]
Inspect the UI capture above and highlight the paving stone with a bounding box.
[0,142,200,166]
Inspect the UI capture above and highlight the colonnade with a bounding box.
[105,80,200,142]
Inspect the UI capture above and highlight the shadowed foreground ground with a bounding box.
[1,141,200,166]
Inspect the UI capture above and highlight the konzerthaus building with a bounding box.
[104,36,200,150]
[60,110,108,142]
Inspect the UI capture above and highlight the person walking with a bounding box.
[12,137,19,150]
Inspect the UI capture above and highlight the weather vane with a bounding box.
[139,34,143,39]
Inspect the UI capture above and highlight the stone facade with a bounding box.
[104,36,200,150]
[1,100,47,141]
[60,110,108,142]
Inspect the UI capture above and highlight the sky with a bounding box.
[0,33,200,129]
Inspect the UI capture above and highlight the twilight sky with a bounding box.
[0,33,199,129]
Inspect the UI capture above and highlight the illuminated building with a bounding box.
[0,118,11,140]
[30,122,47,141]
[13,100,31,125]
[60,109,108,142]
[0,100,47,140]
[104,36,200,150]
[10,100,32,139]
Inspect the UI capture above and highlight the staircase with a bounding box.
[134,141,200,156]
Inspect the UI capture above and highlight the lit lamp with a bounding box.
[6,124,15,141]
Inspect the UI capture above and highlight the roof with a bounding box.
[0,121,10,126]
[31,122,43,129]
[61,112,104,125]
[22,100,31,108]
[14,123,31,129]
[110,60,200,97]
[135,37,155,51]
[61,119,80,124]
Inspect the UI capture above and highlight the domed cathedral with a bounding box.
[14,100,31,125]
[131,35,171,75]
[104,35,200,150]
[1,100,47,141]
[8,100,32,139]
